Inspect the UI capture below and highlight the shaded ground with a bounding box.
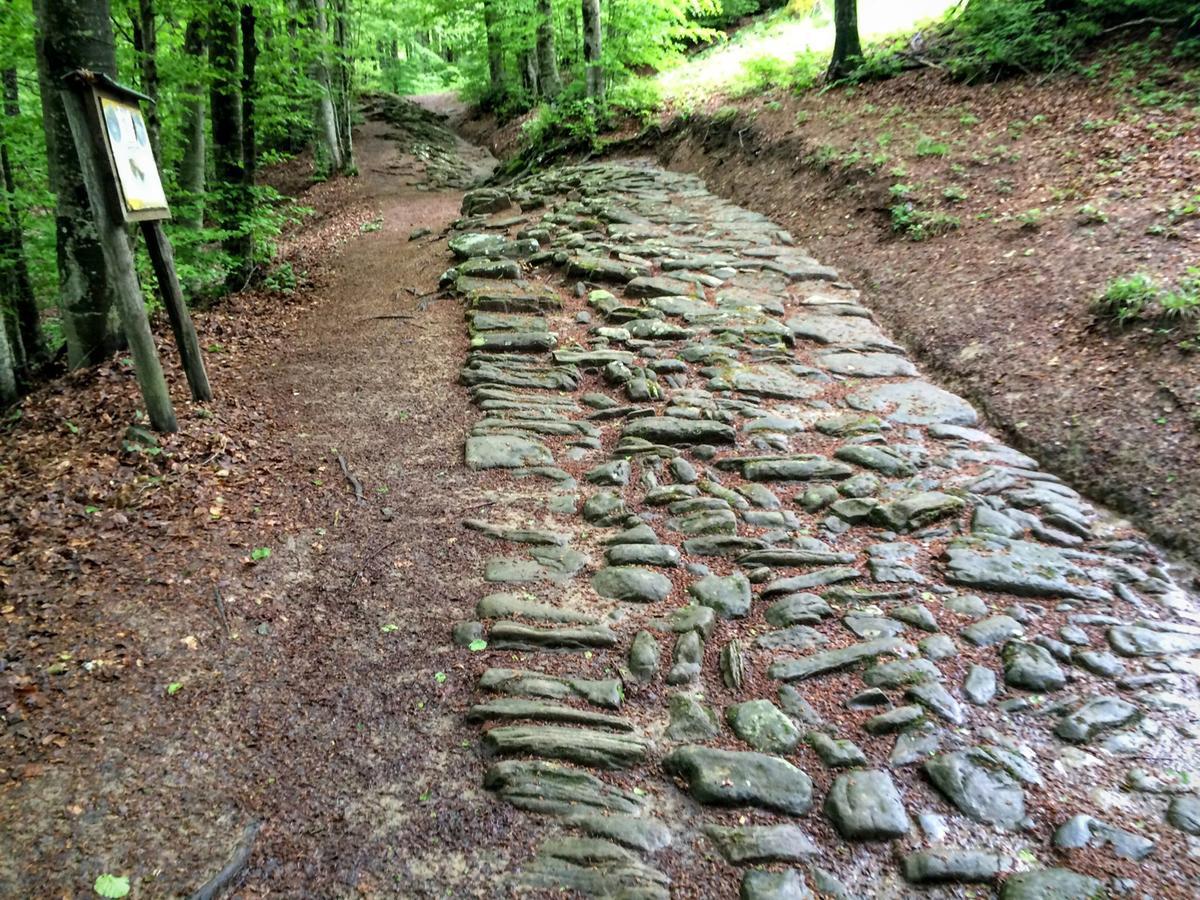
[1,110,524,897]
[638,55,1200,568]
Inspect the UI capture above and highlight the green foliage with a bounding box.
[93,874,131,899]
[914,135,950,157]
[890,202,960,240]
[1092,272,1157,323]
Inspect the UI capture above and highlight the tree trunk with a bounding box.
[179,18,206,228]
[332,0,354,172]
[209,0,250,287]
[240,4,257,185]
[536,0,562,99]
[826,0,862,81]
[0,311,16,405]
[521,50,539,98]
[0,68,42,368]
[137,0,161,160]
[482,0,504,98]
[309,0,343,174]
[581,0,603,103]
[33,0,121,369]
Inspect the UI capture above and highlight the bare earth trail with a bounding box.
[4,99,1200,899]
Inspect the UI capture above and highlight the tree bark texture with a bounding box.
[32,0,121,369]
[0,68,42,368]
[536,0,562,99]
[581,0,603,103]
[827,0,862,81]
[179,18,207,228]
[209,0,251,284]
[310,0,343,173]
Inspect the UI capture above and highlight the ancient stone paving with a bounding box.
[444,163,1200,898]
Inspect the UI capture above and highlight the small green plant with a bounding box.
[264,262,297,293]
[915,135,950,157]
[1091,273,1157,324]
[942,185,968,203]
[250,547,271,562]
[94,874,131,898]
[890,203,960,241]
[1016,208,1045,230]
[1075,204,1107,225]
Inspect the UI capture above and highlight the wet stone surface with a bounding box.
[447,163,1200,896]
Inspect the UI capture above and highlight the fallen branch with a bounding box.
[1101,15,1184,34]
[189,820,261,900]
[367,314,416,321]
[336,453,365,503]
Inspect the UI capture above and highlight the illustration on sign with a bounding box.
[100,96,169,216]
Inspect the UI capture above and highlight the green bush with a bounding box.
[890,203,960,241]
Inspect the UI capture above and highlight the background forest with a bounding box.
[1,0,1197,407]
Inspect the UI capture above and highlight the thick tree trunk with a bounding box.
[209,0,251,286]
[826,0,863,81]
[309,0,342,174]
[240,4,257,185]
[521,50,539,98]
[581,0,603,103]
[0,68,42,368]
[137,0,161,160]
[33,0,121,369]
[536,0,562,99]
[482,0,504,98]
[179,18,206,228]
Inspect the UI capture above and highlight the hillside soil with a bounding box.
[640,57,1200,567]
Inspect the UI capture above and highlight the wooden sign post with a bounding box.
[60,70,212,433]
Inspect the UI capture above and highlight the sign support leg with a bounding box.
[141,221,212,402]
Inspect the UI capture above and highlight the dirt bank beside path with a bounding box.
[638,73,1200,570]
[2,112,522,896]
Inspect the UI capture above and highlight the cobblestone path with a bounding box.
[443,162,1200,898]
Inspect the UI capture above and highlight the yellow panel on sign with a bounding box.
[100,96,169,216]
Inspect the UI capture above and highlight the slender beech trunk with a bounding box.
[33,0,121,368]
[536,0,562,99]
[1,68,42,368]
[309,0,342,174]
[137,0,161,160]
[482,0,503,99]
[581,0,603,103]
[209,0,250,286]
[826,0,862,81]
[240,4,257,186]
[179,18,206,228]
[332,0,354,172]
[0,313,16,405]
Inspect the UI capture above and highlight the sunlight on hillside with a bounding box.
[657,0,959,101]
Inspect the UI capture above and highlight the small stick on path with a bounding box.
[337,453,365,502]
[188,820,261,900]
[212,586,231,639]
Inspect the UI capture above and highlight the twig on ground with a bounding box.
[367,314,417,321]
[212,586,231,639]
[337,453,365,502]
[1101,15,1183,34]
[188,820,261,900]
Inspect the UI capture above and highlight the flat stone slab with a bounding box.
[621,416,736,445]
[819,351,916,377]
[479,668,623,709]
[702,824,819,865]
[787,315,901,351]
[924,749,1026,829]
[465,434,553,469]
[902,849,1006,884]
[662,745,813,815]
[483,724,649,769]
[688,572,751,617]
[488,621,618,650]
[846,381,978,426]
[726,700,801,753]
[466,699,634,731]
[945,540,1110,602]
[592,566,672,603]
[1108,623,1200,657]
[484,760,643,815]
[768,638,912,682]
[999,868,1105,899]
[823,769,910,840]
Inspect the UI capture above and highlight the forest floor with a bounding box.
[0,108,528,897]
